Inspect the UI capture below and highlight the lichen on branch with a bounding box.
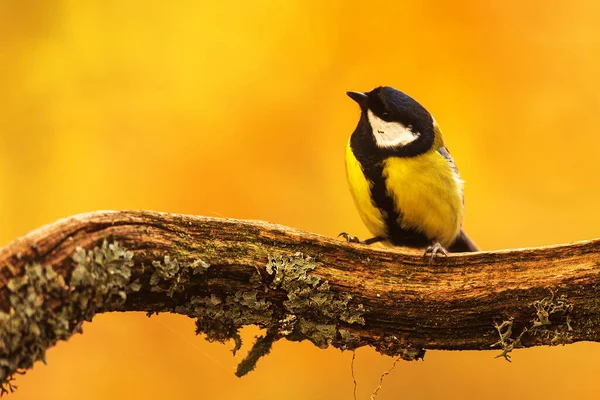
[1,210,600,395]
[0,241,134,393]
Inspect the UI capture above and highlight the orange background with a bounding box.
[2,0,600,399]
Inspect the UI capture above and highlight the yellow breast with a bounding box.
[383,151,464,247]
[345,140,386,237]
[345,139,464,248]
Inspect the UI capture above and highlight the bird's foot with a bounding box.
[338,232,361,243]
[338,233,385,245]
[424,241,448,263]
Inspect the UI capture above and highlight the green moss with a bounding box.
[0,240,134,394]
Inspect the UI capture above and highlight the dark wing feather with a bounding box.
[436,147,458,172]
[437,147,479,252]
[437,147,462,197]
[449,230,479,252]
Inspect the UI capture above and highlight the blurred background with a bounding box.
[2,0,600,398]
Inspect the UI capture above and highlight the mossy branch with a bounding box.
[1,210,600,393]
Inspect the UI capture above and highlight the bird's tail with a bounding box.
[448,230,479,252]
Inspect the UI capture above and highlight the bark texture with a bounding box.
[1,210,599,391]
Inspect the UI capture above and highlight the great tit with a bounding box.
[340,86,478,257]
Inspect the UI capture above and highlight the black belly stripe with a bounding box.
[362,162,431,247]
[350,113,432,248]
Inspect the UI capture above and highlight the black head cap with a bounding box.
[347,86,433,132]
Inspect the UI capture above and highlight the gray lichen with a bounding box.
[1,244,368,389]
[184,290,273,355]
[491,318,526,361]
[294,317,337,348]
[234,327,277,377]
[373,333,425,361]
[150,256,210,297]
[397,347,426,361]
[0,241,134,394]
[529,290,574,345]
[71,240,134,312]
[170,252,366,376]
[266,252,366,348]
[491,290,574,361]
[338,328,362,350]
[531,291,573,329]
[176,252,366,351]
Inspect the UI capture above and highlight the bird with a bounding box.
[340,86,478,258]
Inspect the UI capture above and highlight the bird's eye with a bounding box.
[381,112,389,118]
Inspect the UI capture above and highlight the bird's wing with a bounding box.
[437,147,479,252]
[437,147,460,177]
[437,146,463,200]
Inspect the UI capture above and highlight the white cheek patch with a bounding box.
[367,110,420,148]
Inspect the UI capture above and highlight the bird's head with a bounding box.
[347,86,437,152]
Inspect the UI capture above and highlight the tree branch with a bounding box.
[1,210,599,392]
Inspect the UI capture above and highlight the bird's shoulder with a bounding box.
[436,146,460,175]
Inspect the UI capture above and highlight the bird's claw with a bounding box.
[424,242,448,263]
[338,232,361,243]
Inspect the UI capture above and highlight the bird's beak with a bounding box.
[346,91,368,107]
